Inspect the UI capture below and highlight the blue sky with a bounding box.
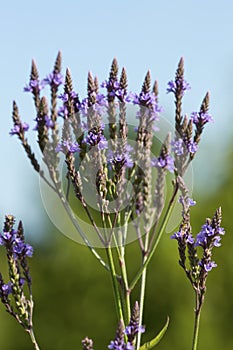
[1,1,233,237]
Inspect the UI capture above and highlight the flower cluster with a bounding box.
[171,206,224,273]
[190,111,213,125]
[56,139,80,154]
[0,215,34,332]
[171,138,198,156]
[165,59,213,177]
[24,79,45,93]
[171,186,225,320]
[166,79,191,95]
[83,125,108,150]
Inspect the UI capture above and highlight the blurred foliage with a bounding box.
[0,154,233,350]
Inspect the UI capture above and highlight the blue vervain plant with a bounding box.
[1,53,224,349]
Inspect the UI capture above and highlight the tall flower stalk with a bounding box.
[171,178,225,349]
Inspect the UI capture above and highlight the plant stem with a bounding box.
[105,246,124,324]
[129,183,179,291]
[52,180,110,272]
[192,294,202,350]
[136,255,148,350]
[119,217,131,324]
[28,328,40,350]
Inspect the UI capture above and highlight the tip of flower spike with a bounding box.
[179,56,184,65]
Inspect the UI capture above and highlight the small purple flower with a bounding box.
[125,324,145,337]
[108,150,134,169]
[170,230,183,240]
[43,72,64,86]
[152,155,174,172]
[108,340,133,350]
[190,111,213,125]
[58,93,69,102]
[96,93,107,107]
[58,105,69,118]
[200,260,217,272]
[217,227,225,236]
[1,282,12,296]
[171,138,198,156]
[98,137,108,150]
[56,140,80,154]
[83,125,107,150]
[187,234,195,245]
[130,92,162,117]
[213,235,222,247]
[58,91,77,102]
[187,141,198,154]
[78,98,89,115]
[195,220,225,248]
[0,230,16,245]
[195,231,207,246]
[9,123,29,136]
[33,115,54,130]
[13,238,25,254]
[166,79,191,94]
[101,79,120,98]
[24,79,45,92]
[166,80,176,94]
[171,139,184,155]
[179,195,196,208]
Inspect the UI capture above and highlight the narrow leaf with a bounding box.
[139,316,169,350]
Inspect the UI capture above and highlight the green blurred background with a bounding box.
[1,0,233,349]
[0,168,232,350]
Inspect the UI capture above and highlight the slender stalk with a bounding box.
[192,294,202,350]
[129,183,179,291]
[55,184,110,272]
[105,246,124,324]
[119,217,131,324]
[136,218,151,350]
[26,296,40,350]
[136,256,147,350]
[39,171,57,192]
[28,328,40,350]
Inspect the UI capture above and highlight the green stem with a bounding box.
[28,328,40,350]
[55,184,110,272]
[192,294,202,350]
[26,296,40,350]
[119,217,131,324]
[105,246,124,324]
[129,183,178,291]
[136,255,148,350]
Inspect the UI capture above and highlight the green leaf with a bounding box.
[139,316,170,350]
